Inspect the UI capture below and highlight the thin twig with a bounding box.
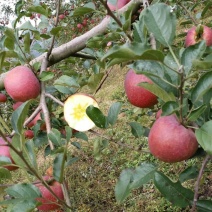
[45,93,64,106]
[191,155,212,212]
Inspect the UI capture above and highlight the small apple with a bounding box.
[185,25,212,47]
[4,66,40,102]
[24,130,34,139]
[0,93,7,103]
[124,69,158,108]
[12,102,23,110]
[77,23,83,29]
[0,137,18,171]
[59,14,65,20]
[27,112,46,131]
[35,176,64,211]
[107,0,130,11]
[148,115,198,163]
[64,93,99,132]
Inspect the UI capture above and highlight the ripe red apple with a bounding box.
[148,115,198,163]
[77,23,83,29]
[24,130,34,139]
[27,112,46,131]
[35,176,64,211]
[107,0,130,11]
[4,66,40,102]
[59,14,65,20]
[185,25,212,47]
[0,137,18,171]
[12,102,23,110]
[124,69,158,108]
[0,93,7,103]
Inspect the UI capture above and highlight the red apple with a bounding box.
[148,115,198,163]
[35,176,64,211]
[27,112,46,131]
[24,130,34,139]
[4,66,40,102]
[12,102,23,110]
[59,14,65,20]
[124,69,158,108]
[185,25,212,47]
[0,93,7,103]
[0,137,18,171]
[107,0,130,11]
[77,23,83,29]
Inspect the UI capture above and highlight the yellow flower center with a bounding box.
[71,103,88,120]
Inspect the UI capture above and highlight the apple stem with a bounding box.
[191,155,212,211]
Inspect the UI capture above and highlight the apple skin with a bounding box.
[24,130,34,139]
[185,25,212,47]
[0,137,18,171]
[155,109,162,119]
[0,93,7,103]
[4,66,40,102]
[124,69,158,108]
[107,0,130,11]
[35,176,64,211]
[27,112,46,131]
[12,102,23,110]
[148,115,198,163]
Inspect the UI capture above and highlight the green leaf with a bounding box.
[143,3,176,46]
[0,167,12,180]
[2,183,41,211]
[11,100,32,135]
[128,122,145,138]
[187,105,207,122]
[191,71,212,103]
[74,132,88,141]
[154,171,194,208]
[179,166,199,183]
[15,0,25,16]
[161,101,179,116]
[23,32,30,53]
[139,49,165,62]
[39,71,54,82]
[48,128,61,146]
[4,28,16,41]
[201,2,212,18]
[115,168,133,203]
[25,140,38,171]
[54,75,79,94]
[181,41,206,75]
[195,120,212,155]
[193,60,212,69]
[129,163,157,190]
[138,82,175,102]
[0,156,12,166]
[196,200,212,212]
[0,51,6,72]
[86,106,108,129]
[50,26,63,36]
[65,126,72,142]
[53,153,65,183]
[28,5,50,17]
[4,37,15,50]
[18,21,37,31]
[73,7,95,16]
[107,102,122,126]
[87,73,104,92]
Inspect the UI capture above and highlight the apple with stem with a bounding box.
[185,25,212,47]
[148,115,198,163]
[35,176,64,211]
[124,69,158,108]
[64,93,99,132]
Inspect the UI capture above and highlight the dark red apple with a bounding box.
[148,115,198,163]
[35,176,64,211]
[0,137,18,171]
[185,25,212,47]
[124,69,158,108]
[24,130,34,139]
[27,112,46,131]
[0,93,7,103]
[107,0,130,11]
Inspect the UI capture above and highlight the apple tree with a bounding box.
[0,0,211,211]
